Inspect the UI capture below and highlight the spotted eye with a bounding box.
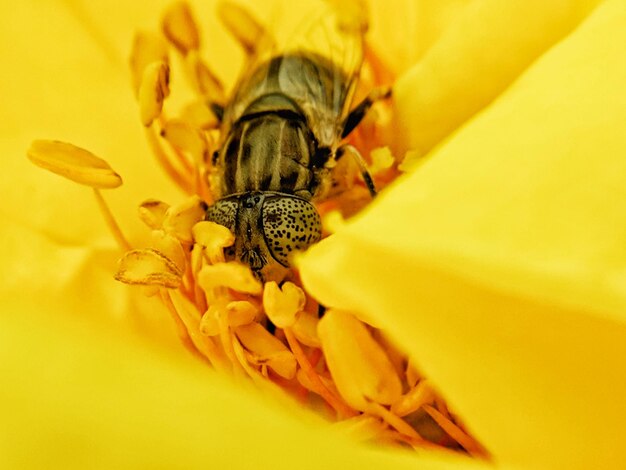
[205,198,238,232]
[262,196,322,267]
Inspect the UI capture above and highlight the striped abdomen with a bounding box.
[220,110,318,198]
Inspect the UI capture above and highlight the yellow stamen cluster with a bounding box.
[26,0,486,458]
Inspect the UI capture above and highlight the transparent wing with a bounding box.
[219,0,367,149]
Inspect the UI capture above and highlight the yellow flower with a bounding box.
[1,0,624,469]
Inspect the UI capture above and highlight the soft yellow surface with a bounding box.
[0,0,618,468]
[391,0,602,156]
[301,0,626,468]
[2,304,489,470]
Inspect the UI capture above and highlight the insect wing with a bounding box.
[220,1,366,149]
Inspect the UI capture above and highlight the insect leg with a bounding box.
[341,86,392,138]
[336,144,376,197]
[209,102,224,122]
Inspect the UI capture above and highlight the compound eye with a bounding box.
[205,198,238,232]
[262,196,322,267]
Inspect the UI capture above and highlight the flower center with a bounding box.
[28,0,486,458]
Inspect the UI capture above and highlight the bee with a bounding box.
[206,3,389,281]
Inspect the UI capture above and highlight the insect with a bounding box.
[206,3,390,281]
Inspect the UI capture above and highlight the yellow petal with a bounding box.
[301,1,626,468]
[392,0,602,156]
[1,303,491,469]
[0,0,567,468]
[368,0,473,73]
[27,140,122,189]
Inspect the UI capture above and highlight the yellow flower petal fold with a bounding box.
[368,0,473,73]
[0,305,493,470]
[6,0,621,467]
[392,0,602,156]
[300,1,626,469]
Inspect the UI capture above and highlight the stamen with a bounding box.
[215,303,247,377]
[27,140,123,189]
[423,405,489,458]
[190,244,208,313]
[150,230,186,273]
[290,310,320,348]
[180,100,220,130]
[231,333,289,394]
[27,140,132,251]
[93,189,132,252]
[200,305,220,336]
[139,61,170,127]
[161,289,229,372]
[197,263,262,298]
[331,414,386,442]
[169,290,230,371]
[192,221,234,264]
[144,126,193,193]
[365,401,425,442]
[391,379,435,417]
[406,359,422,388]
[185,51,225,102]
[129,31,169,96]
[235,323,297,379]
[226,301,258,327]
[160,119,206,171]
[161,1,200,56]
[318,309,402,410]
[263,282,305,329]
[162,196,207,245]
[325,0,369,33]
[217,1,272,55]
[284,327,355,418]
[138,199,170,230]
[114,249,182,288]
[369,146,395,174]
[160,287,206,361]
